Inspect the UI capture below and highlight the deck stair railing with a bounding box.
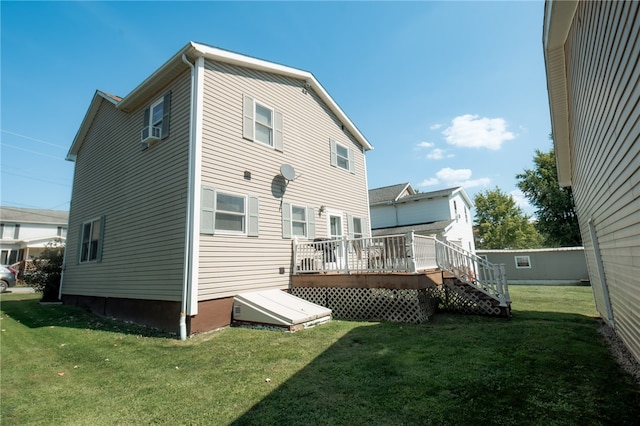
[434,238,510,308]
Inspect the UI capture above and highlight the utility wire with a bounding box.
[1,129,68,150]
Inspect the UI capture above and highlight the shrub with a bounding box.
[22,240,65,302]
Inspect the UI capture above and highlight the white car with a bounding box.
[1,265,17,293]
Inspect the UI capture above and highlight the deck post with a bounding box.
[292,237,299,274]
[342,237,349,275]
[407,231,417,273]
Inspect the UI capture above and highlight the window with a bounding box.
[515,255,531,269]
[216,193,246,233]
[330,139,355,173]
[13,224,20,239]
[281,202,315,239]
[291,206,307,237]
[351,217,363,239]
[80,217,104,263]
[142,92,171,141]
[254,103,273,146]
[201,187,259,236]
[57,226,67,237]
[243,95,283,151]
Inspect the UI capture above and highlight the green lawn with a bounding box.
[1,286,638,425]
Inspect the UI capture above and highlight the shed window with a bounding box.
[515,255,531,269]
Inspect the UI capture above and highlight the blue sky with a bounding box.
[1,0,550,217]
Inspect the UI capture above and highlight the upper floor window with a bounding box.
[142,92,171,143]
[330,139,355,173]
[201,187,259,236]
[13,224,20,239]
[243,94,283,151]
[80,217,104,263]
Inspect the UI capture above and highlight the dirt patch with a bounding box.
[598,321,640,386]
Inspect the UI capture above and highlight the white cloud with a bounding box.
[417,167,490,189]
[418,177,439,187]
[426,148,453,160]
[510,189,531,211]
[442,114,515,150]
[429,124,442,130]
[415,141,434,149]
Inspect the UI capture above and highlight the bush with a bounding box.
[22,240,65,302]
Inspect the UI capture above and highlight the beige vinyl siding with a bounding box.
[565,1,640,361]
[63,72,192,301]
[198,60,370,299]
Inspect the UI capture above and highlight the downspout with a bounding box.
[180,54,195,340]
[179,53,204,340]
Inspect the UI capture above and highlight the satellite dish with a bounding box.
[280,164,296,181]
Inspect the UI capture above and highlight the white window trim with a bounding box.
[253,101,274,147]
[150,97,164,128]
[514,255,531,269]
[330,139,355,173]
[214,192,247,235]
[79,217,103,263]
[291,204,308,238]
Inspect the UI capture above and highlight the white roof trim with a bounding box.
[543,0,578,187]
[107,41,371,152]
[67,91,120,161]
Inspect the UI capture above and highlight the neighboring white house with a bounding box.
[0,206,68,264]
[369,183,476,253]
[544,0,640,362]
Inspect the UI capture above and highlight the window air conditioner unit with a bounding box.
[141,126,162,143]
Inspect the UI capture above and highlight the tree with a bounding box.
[516,147,582,247]
[23,240,64,302]
[474,188,542,249]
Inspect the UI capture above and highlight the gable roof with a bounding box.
[68,41,372,161]
[368,183,414,205]
[0,206,69,225]
[369,184,472,207]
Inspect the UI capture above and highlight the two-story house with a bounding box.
[544,0,640,363]
[369,183,475,254]
[0,206,68,264]
[62,42,373,338]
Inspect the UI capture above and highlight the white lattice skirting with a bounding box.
[291,287,439,323]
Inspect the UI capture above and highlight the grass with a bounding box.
[1,286,639,425]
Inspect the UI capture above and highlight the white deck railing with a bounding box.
[293,233,438,275]
[293,232,510,308]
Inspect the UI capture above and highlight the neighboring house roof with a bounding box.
[371,219,454,236]
[0,206,69,225]
[543,0,579,187]
[67,41,373,161]
[368,183,414,205]
[369,184,472,208]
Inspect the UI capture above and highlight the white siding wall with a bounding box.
[445,194,476,252]
[566,1,640,361]
[198,61,370,299]
[63,72,192,301]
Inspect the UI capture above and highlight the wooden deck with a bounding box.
[291,269,443,289]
